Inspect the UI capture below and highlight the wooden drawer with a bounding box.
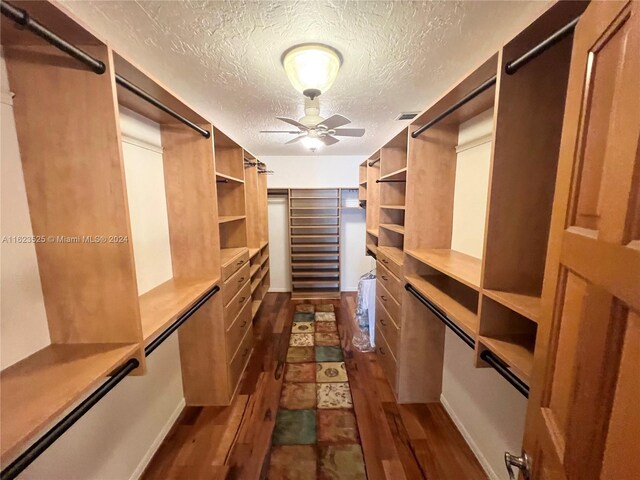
[224,281,251,328]
[223,262,250,306]
[222,250,250,282]
[377,251,401,279]
[375,324,397,391]
[375,298,400,357]
[226,296,252,361]
[377,262,402,304]
[376,280,401,326]
[228,327,253,393]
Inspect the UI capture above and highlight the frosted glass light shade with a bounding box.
[282,44,342,98]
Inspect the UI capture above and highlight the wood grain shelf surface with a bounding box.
[380,205,406,210]
[378,246,404,267]
[259,240,268,249]
[479,334,535,384]
[290,196,340,200]
[248,248,260,259]
[380,223,405,235]
[291,253,340,258]
[406,248,481,290]
[366,243,377,255]
[0,343,138,462]
[259,267,269,280]
[379,167,407,182]
[218,215,246,224]
[405,274,478,338]
[251,300,261,318]
[367,228,380,238]
[292,262,340,268]
[249,264,260,277]
[292,271,340,277]
[251,277,261,294]
[216,172,244,184]
[260,255,269,266]
[483,289,541,324]
[220,247,249,268]
[139,277,219,342]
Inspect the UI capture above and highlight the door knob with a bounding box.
[505,451,531,480]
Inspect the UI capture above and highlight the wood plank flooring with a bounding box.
[142,293,485,480]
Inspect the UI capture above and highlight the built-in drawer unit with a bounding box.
[375,298,400,357]
[228,328,254,392]
[375,324,397,391]
[377,262,402,304]
[222,250,250,281]
[224,281,251,327]
[223,262,250,306]
[377,248,402,279]
[225,297,252,361]
[376,280,401,325]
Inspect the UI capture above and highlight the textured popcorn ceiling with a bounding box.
[62,1,547,156]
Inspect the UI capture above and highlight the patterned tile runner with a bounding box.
[268,304,367,480]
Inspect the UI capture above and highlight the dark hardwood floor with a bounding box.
[142,293,485,480]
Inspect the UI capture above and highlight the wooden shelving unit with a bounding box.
[289,188,342,299]
[365,152,381,257]
[358,160,367,205]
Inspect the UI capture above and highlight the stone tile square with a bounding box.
[280,383,316,410]
[268,445,317,480]
[292,321,314,334]
[317,410,360,444]
[286,346,315,364]
[295,304,315,313]
[272,409,316,445]
[315,322,337,334]
[315,312,336,322]
[293,312,315,322]
[317,383,353,409]
[284,363,316,383]
[318,444,366,480]
[315,332,340,346]
[316,304,335,312]
[316,362,348,383]
[290,333,314,347]
[315,346,343,362]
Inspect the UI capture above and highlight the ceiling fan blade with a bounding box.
[321,135,340,146]
[260,130,301,134]
[331,128,365,137]
[276,117,309,130]
[285,135,306,145]
[319,114,350,130]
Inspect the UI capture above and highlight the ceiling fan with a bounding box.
[260,98,365,150]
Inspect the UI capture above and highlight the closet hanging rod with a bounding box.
[376,179,406,183]
[217,179,229,183]
[405,283,475,348]
[0,1,211,139]
[0,0,106,74]
[368,158,380,167]
[367,249,377,260]
[480,350,529,398]
[411,75,496,139]
[0,285,220,480]
[505,16,580,75]
[115,75,210,139]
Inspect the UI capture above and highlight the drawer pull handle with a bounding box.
[238,277,245,283]
[381,275,388,281]
[242,347,249,357]
[239,296,246,303]
[380,318,387,326]
[379,346,386,356]
[240,320,247,328]
[237,260,244,265]
[382,259,389,264]
[381,295,388,302]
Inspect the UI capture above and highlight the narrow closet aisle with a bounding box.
[1,1,638,480]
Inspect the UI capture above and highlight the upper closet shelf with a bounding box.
[378,167,407,182]
[138,277,219,342]
[216,172,244,184]
[406,248,481,290]
[219,215,246,224]
[483,290,541,324]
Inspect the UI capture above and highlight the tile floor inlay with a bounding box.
[268,303,366,479]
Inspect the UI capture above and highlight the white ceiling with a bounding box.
[62,1,547,156]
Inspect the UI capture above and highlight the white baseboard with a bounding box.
[268,287,290,292]
[130,398,185,480]
[440,394,500,480]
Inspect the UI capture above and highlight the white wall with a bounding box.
[262,155,374,291]
[0,65,186,477]
[440,109,527,480]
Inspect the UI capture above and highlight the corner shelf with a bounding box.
[0,343,138,463]
[482,289,541,324]
[405,248,481,291]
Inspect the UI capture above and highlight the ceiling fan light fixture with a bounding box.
[282,44,342,99]
[301,135,324,150]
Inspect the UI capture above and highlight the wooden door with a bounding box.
[520,1,640,479]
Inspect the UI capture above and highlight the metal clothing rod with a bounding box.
[412,75,496,139]
[216,179,229,183]
[367,249,377,260]
[1,285,220,480]
[145,285,220,356]
[505,16,580,75]
[368,158,380,167]
[0,358,139,480]
[405,283,475,348]
[115,75,210,139]
[480,350,529,398]
[376,179,406,183]
[0,0,106,74]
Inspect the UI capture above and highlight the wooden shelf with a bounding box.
[218,215,246,224]
[0,343,138,462]
[291,234,339,238]
[260,240,268,249]
[366,243,377,255]
[292,262,339,268]
[380,205,405,210]
[483,290,541,324]
[293,280,340,286]
[359,181,367,186]
[251,277,261,294]
[290,196,339,200]
[260,255,269,266]
[380,223,405,235]
[406,249,481,291]
[250,264,260,277]
[249,248,260,259]
[367,228,379,238]
[139,277,219,342]
[291,244,340,248]
[479,334,535,384]
[260,266,269,280]
[251,299,262,318]
[220,247,249,268]
[378,246,404,267]
[292,253,339,258]
[292,270,339,277]
[405,274,478,338]
[216,172,244,184]
[379,167,407,182]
